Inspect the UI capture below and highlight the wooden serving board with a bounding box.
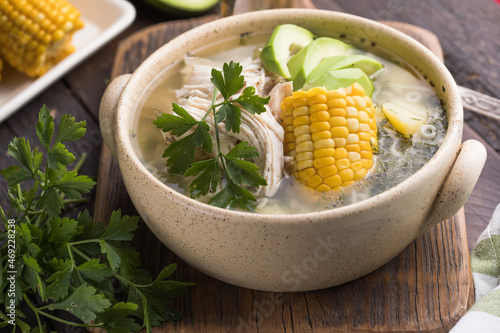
[92,15,474,333]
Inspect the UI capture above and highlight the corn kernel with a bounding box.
[334,137,346,147]
[314,138,335,149]
[358,110,370,123]
[311,122,331,132]
[296,134,311,144]
[315,184,331,192]
[331,127,349,138]
[334,147,347,160]
[355,168,368,180]
[281,116,294,127]
[330,116,347,127]
[310,103,328,113]
[317,165,338,178]
[358,132,371,141]
[308,94,328,105]
[314,148,335,158]
[351,161,363,171]
[346,133,359,144]
[362,159,373,169]
[306,174,323,188]
[284,133,296,143]
[345,144,361,153]
[296,141,314,153]
[359,123,371,132]
[294,125,311,137]
[283,96,294,107]
[293,115,310,127]
[327,98,347,109]
[328,108,346,117]
[346,106,358,118]
[293,90,309,99]
[307,86,327,97]
[310,111,330,123]
[314,157,335,169]
[350,82,365,96]
[325,89,346,99]
[360,151,373,159]
[324,175,342,188]
[311,131,332,141]
[296,152,314,162]
[346,118,360,132]
[293,106,310,117]
[353,95,367,109]
[335,158,351,170]
[339,169,355,182]
[347,152,361,163]
[297,160,314,171]
[298,168,316,180]
[360,141,372,151]
[293,98,308,108]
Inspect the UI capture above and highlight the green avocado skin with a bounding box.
[141,0,219,16]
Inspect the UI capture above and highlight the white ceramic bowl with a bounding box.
[100,9,486,291]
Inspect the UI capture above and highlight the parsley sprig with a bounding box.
[154,61,270,211]
[0,106,192,332]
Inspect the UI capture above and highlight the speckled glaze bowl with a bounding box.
[99,9,486,291]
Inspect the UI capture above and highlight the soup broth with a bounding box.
[132,32,447,214]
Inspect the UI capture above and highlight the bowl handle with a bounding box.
[418,139,487,235]
[99,74,132,157]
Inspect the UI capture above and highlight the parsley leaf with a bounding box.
[48,284,111,322]
[232,86,270,115]
[154,103,199,136]
[0,165,32,186]
[47,142,75,169]
[55,113,86,143]
[210,61,244,99]
[35,105,54,150]
[7,137,43,176]
[155,62,269,211]
[209,180,257,211]
[184,158,220,198]
[101,210,139,241]
[160,124,212,175]
[0,106,192,332]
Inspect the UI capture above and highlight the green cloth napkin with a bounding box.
[451,203,500,332]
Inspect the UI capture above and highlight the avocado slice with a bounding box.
[302,68,374,97]
[141,0,219,16]
[305,55,384,87]
[259,24,315,79]
[288,37,352,90]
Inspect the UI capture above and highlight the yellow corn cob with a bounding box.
[280,82,377,193]
[0,0,84,78]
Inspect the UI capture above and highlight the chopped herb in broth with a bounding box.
[132,25,447,214]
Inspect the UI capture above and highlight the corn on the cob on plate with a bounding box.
[280,82,378,194]
[0,0,84,78]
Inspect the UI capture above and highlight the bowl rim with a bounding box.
[113,8,463,223]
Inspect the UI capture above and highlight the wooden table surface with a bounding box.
[1,0,499,331]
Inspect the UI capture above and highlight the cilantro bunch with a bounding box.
[154,61,270,211]
[0,106,192,332]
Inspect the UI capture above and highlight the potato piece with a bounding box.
[382,101,426,138]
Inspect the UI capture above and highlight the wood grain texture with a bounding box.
[91,16,473,332]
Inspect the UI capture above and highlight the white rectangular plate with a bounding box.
[0,0,136,123]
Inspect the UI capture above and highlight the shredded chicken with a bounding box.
[167,56,291,198]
